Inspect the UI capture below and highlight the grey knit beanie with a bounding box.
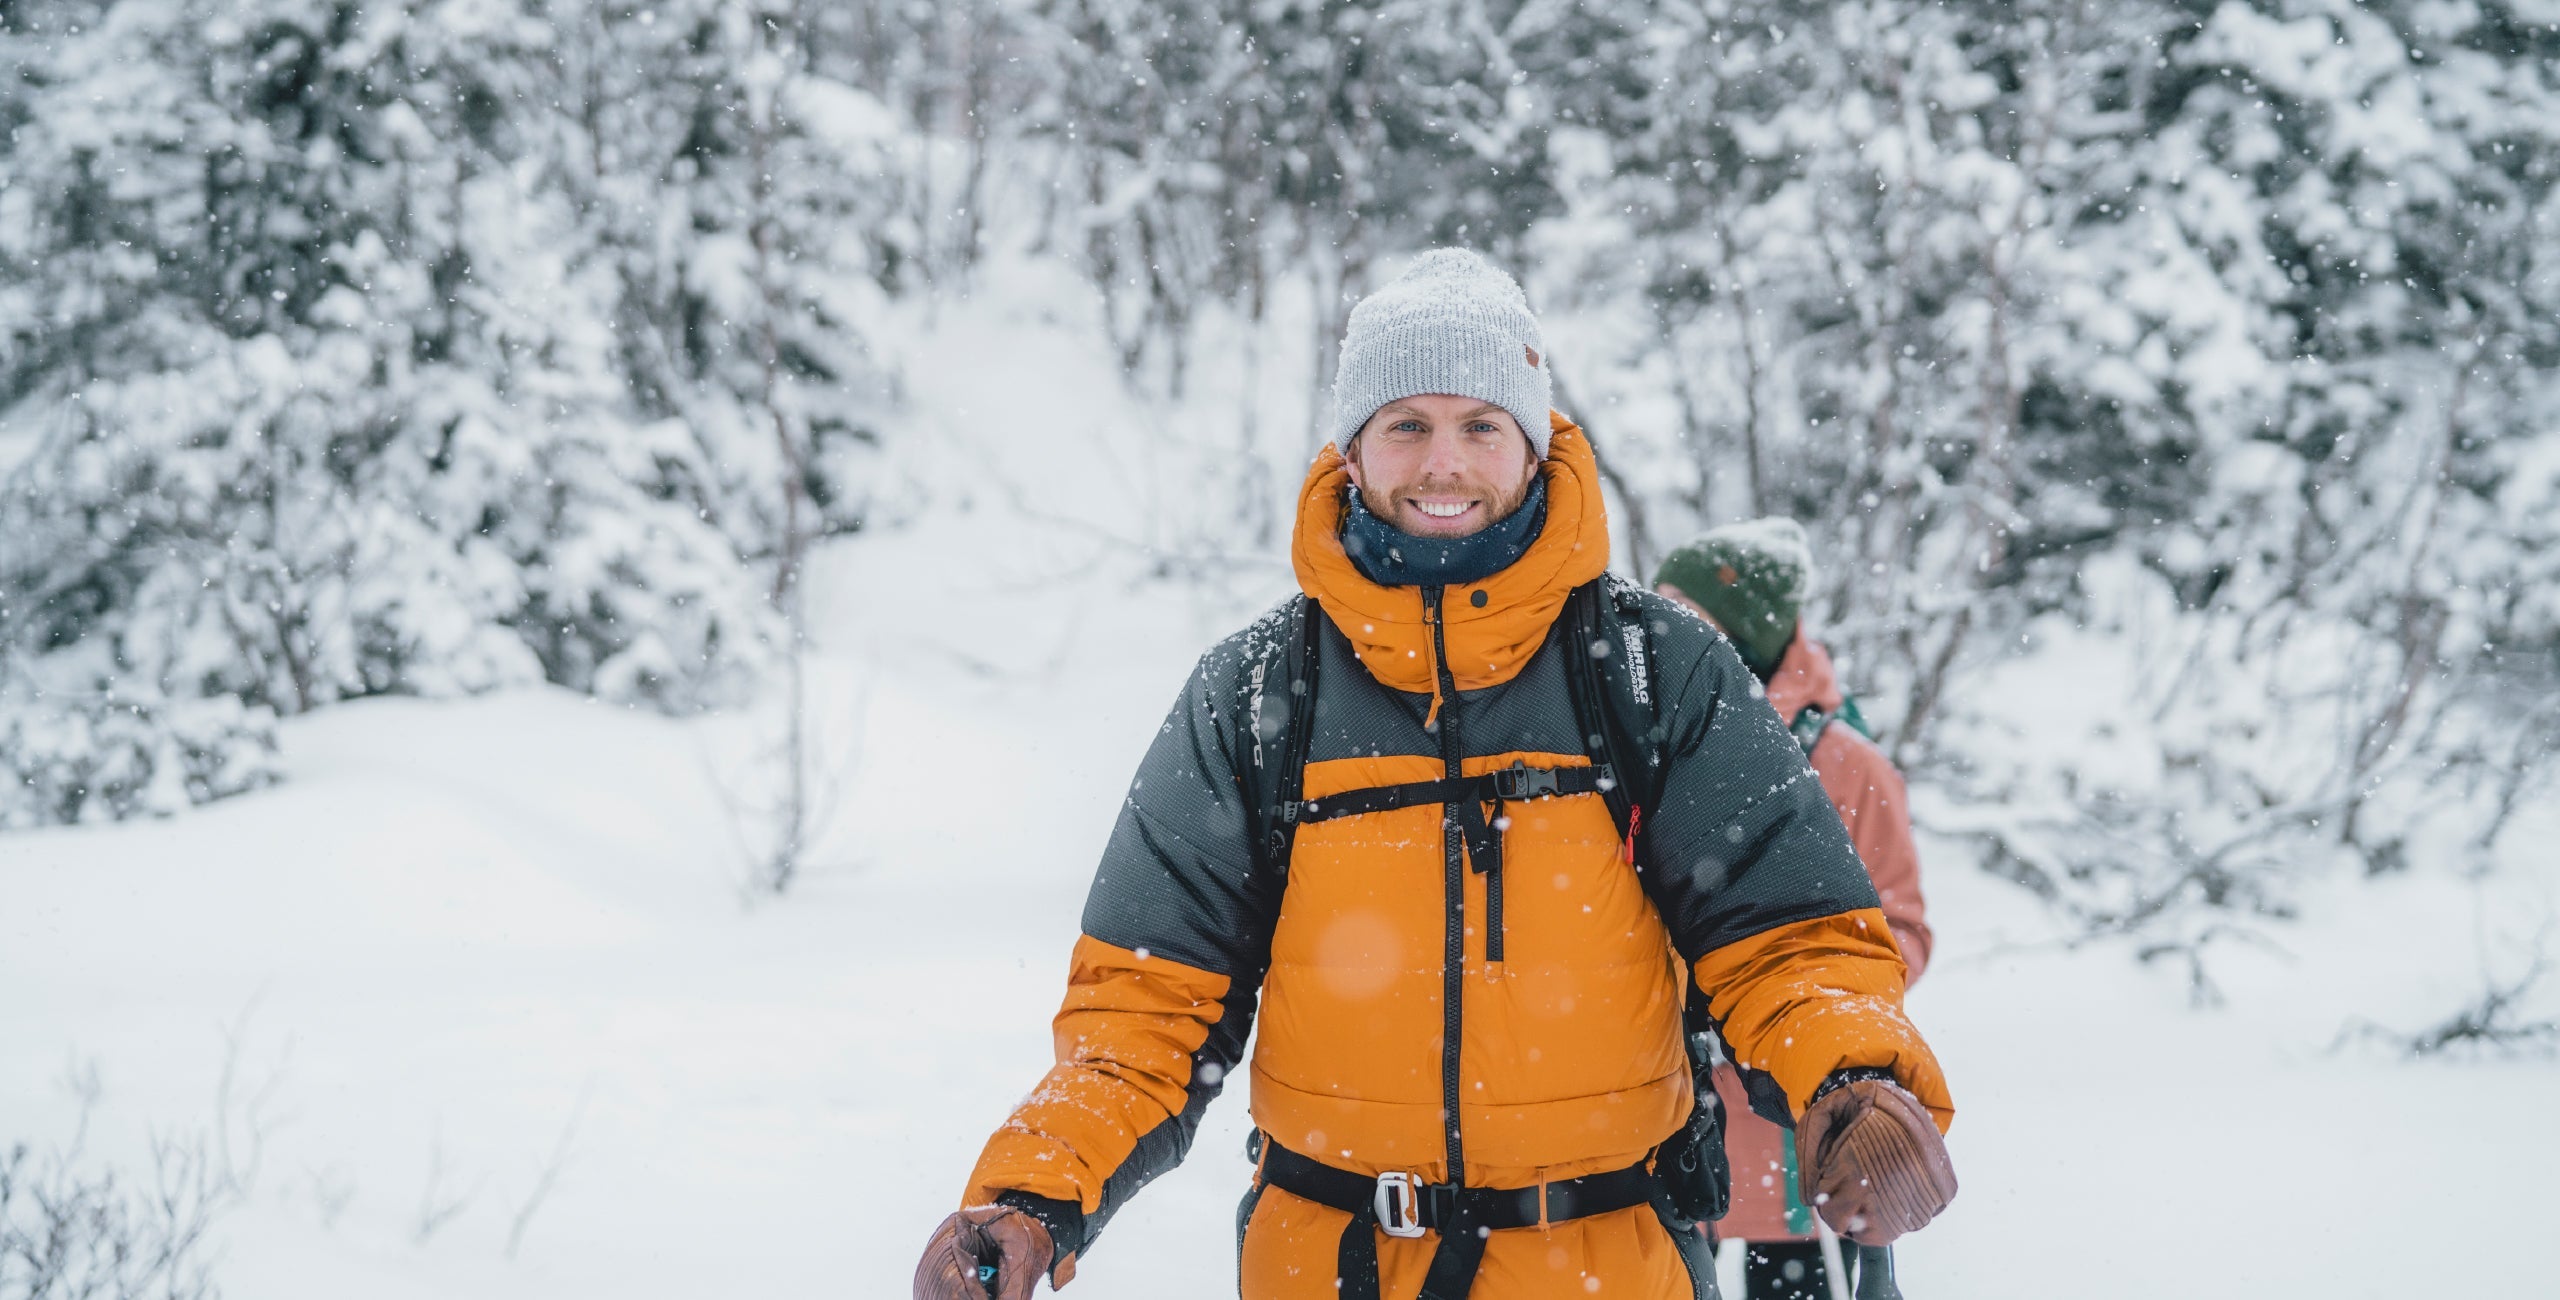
[1329,248,1553,458]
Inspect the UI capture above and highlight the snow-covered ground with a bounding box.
[7,283,2554,1298]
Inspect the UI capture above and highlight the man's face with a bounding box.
[1344,395,1539,539]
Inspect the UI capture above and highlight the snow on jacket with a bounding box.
[1713,629,1934,1243]
[959,417,1952,1297]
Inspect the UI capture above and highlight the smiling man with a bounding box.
[913,250,1958,1300]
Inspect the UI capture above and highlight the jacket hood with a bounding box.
[1763,631,1847,721]
[1291,411,1609,695]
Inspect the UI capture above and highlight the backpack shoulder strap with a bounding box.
[1238,594,1322,876]
[1559,578,1666,855]
[1574,579,1739,1210]
[1788,704,1832,758]
[1835,693,1874,741]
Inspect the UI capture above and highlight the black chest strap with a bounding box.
[1281,760,1616,882]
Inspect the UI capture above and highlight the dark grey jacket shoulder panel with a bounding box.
[1456,620,1592,758]
[1627,594,1882,964]
[1298,616,1434,763]
[1078,605,1288,982]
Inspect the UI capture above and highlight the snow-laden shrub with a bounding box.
[0,690,280,830]
[0,0,906,824]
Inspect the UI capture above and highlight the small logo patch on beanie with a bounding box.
[1524,345,1541,368]
[1717,565,1739,586]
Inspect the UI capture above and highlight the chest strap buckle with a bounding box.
[1490,761,1561,801]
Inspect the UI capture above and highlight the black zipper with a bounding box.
[1425,585,1467,1182]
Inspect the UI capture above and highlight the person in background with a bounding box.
[1654,519,1935,1300]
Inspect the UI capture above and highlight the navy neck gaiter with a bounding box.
[1341,476,1549,589]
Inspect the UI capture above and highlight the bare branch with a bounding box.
[504,1086,595,1262]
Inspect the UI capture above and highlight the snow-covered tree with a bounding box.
[0,0,914,825]
[1522,0,2560,955]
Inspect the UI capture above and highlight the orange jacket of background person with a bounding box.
[955,420,1951,1298]
[1713,631,1933,1244]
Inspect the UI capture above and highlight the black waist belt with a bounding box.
[1254,1136,1660,1300]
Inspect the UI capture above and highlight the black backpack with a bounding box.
[1232,577,1730,1225]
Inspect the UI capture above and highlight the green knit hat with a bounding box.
[1652,518,1814,676]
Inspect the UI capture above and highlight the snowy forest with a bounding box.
[4,1,2558,1297]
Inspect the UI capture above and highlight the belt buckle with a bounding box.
[1373,1171,1426,1238]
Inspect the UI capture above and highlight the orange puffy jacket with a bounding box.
[961,418,1952,1298]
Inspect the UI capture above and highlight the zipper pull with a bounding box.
[1422,586,1446,730]
[1622,805,1643,865]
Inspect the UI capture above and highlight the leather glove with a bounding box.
[1795,1074,1957,1245]
[913,1205,1057,1300]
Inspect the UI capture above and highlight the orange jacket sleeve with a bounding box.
[1691,909,1953,1131]
[962,937,1233,1210]
[957,634,1283,1272]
